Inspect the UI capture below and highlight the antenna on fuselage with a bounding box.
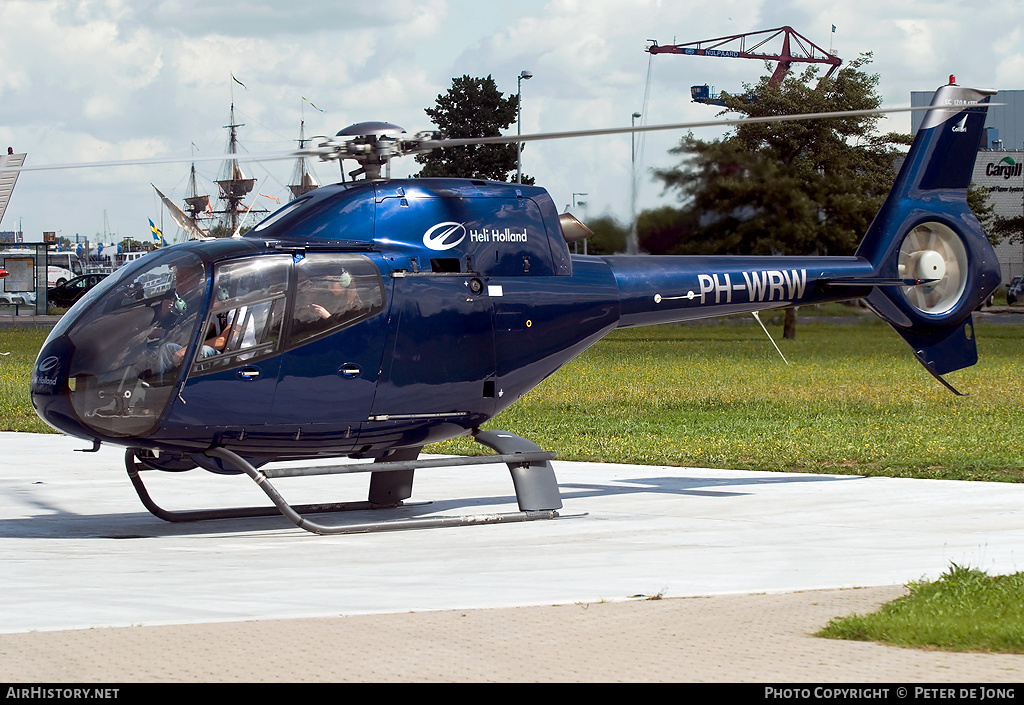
[751,311,789,365]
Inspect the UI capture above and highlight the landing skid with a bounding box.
[125,431,565,535]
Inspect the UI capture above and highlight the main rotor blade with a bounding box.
[1,101,996,173]
[0,149,308,173]
[423,104,973,149]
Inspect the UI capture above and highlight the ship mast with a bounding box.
[288,119,320,199]
[215,103,263,233]
[183,162,210,230]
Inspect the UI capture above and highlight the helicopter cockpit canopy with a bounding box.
[51,247,210,438]
[34,241,385,443]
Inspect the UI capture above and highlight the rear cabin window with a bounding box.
[187,253,385,376]
[286,253,385,347]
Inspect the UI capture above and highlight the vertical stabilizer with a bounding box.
[856,83,1001,388]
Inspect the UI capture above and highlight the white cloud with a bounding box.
[3,0,1024,241]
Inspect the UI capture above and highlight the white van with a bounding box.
[46,251,85,286]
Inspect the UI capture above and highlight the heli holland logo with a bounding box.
[986,157,1023,180]
[32,356,61,387]
[423,222,467,251]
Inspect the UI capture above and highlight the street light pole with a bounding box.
[573,192,588,254]
[628,111,642,255]
[517,70,532,184]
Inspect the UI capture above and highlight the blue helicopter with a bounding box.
[26,81,1000,534]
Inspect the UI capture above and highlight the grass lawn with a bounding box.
[0,326,54,434]
[435,314,1024,481]
[818,564,1024,653]
[3,311,1023,480]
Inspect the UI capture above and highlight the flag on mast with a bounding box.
[149,218,166,247]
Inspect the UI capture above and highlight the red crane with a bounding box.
[646,26,842,105]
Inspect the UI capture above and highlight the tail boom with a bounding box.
[602,254,875,328]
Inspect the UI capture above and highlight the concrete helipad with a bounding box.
[2,430,1023,681]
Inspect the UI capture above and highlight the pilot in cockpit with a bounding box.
[150,261,226,373]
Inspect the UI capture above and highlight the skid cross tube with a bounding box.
[124,432,565,534]
[206,446,559,535]
[261,451,556,479]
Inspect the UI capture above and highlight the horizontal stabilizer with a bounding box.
[824,277,939,287]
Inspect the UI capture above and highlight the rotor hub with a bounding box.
[309,122,437,180]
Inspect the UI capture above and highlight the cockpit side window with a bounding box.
[285,253,384,348]
[190,255,291,376]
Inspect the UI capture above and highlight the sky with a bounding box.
[1,0,1023,245]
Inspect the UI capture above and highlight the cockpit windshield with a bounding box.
[63,249,208,438]
[57,247,387,440]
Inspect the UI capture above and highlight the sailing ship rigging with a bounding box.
[183,163,210,225]
[289,119,320,199]
[214,103,265,234]
[156,103,321,242]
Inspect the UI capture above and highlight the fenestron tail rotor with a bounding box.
[898,222,969,314]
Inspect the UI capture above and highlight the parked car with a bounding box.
[0,290,35,306]
[1007,276,1023,306]
[47,273,109,308]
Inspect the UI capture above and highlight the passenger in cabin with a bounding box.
[291,268,365,341]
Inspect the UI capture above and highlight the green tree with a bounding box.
[636,205,693,255]
[207,223,251,238]
[991,214,1024,245]
[973,188,1022,248]
[583,214,628,254]
[653,54,911,337]
[415,75,534,184]
[966,184,1002,247]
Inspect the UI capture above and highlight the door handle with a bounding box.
[237,367,261,381]
[339,363,362,378]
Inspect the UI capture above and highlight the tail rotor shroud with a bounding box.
[898,222,969,315]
